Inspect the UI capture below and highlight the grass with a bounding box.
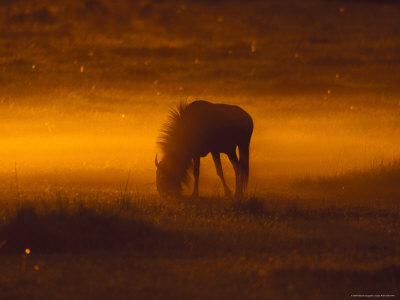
[0,206,171,253]
[1,0,400,99]
[0,187,399,299]
[293,159,400,206]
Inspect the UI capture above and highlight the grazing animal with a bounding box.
[155,100,253,198]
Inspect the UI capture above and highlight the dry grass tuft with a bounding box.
[293,159,400,207]
[233,196,268,215]
[0,204,178,253]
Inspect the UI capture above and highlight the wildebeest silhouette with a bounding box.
[155,100,253,198]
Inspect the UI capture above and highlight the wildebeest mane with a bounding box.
[157,101,192,186]
[158,101,188,155]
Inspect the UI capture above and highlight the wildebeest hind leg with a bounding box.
[192,157,200,197]
[227,150,242,198]
[212,152,232,197]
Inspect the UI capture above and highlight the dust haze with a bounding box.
[1,0,400,193]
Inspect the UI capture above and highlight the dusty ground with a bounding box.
[0,189,400,299]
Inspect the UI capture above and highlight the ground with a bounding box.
[0,187,399,299]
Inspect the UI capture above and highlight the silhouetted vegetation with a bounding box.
[0,205,177,253]
[0,190,399,299]
[233,196,268,215]
[294,159,400,206]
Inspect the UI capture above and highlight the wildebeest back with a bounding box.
[181,100,253,157]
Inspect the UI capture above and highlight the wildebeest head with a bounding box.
[155,154,181,197]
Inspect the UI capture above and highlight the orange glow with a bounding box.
[1,94,399,194]
[0,0,399,196]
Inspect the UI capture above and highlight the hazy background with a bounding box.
[1,0,400,194]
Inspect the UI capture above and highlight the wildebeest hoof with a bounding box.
[224,189,233,198]
[234,193,243,199]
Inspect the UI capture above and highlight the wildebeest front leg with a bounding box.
[227,150,242,198]
[212,152,232,197]
[192,157,200,197]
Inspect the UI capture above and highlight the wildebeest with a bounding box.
[155,100,253,198]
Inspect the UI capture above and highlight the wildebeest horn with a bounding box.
[155,154,159,167]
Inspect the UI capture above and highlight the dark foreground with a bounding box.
[0,190,399,300]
